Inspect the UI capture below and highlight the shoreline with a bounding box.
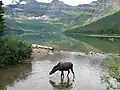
[31,48,49,58]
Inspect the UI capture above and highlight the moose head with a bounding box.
[49,62,61,75]
[49,65,58,75]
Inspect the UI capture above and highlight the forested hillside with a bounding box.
[66,11,120,35]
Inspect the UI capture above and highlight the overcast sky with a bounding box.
[2,0,97,6]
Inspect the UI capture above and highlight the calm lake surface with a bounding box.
[0,36,120,90]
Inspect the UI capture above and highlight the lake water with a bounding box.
[0,51,108,90]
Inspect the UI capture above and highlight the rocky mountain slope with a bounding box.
[84,0,120,25]
[4,0,120,33]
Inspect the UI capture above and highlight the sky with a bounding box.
[2,0,97,6]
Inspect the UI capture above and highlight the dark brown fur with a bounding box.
[49,62,75,77]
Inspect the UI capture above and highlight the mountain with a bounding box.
[4,0,92,31]
[66,11,120,35]
[50,0,66,9]
[4,0,74,17]
[4,0,120,33]
[97,0,120,5]
[84,0,120,25]
[4,0,120,19]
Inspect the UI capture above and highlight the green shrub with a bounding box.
[0,37,32,68]
[107,58,120,82]
[101,57,120,89]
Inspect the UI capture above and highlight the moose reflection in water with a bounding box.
[49,76,73,89]
[49,62,75,78]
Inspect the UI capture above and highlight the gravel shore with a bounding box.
[31,48,49,58]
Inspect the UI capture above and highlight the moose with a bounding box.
[49,62,75,78]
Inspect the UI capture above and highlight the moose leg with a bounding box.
[61,71,64,78]
[71,68,75,82]
[67,76,70,82]
[67,70,70,77]
[71,68,75,77]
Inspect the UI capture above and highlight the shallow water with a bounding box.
[0,51,107,90]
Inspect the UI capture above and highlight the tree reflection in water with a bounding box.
[0,63,32,90]
[49,76,74,90]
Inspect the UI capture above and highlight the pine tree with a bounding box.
[0,1,4,55]
[0,1,4,37]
